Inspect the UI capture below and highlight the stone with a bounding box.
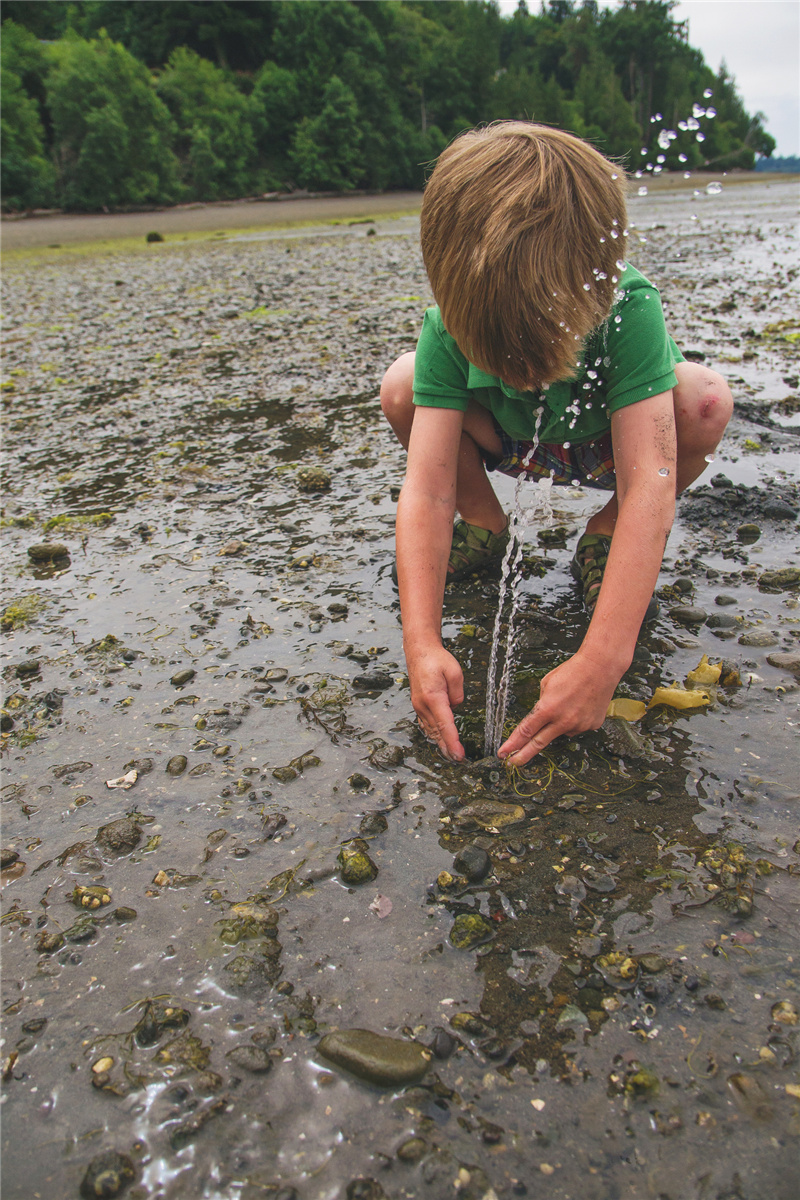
[455,799,526,831]
[28,542,70,563]
[351,672,393,690]
[317,1029,430,1087]
[226,1044,273,1073]
[338,841,378,885]
[296,466,331,492]
[96,818,142,856]
[767,651,800,677]
[80,1150,136,1199]
[715,594,738,606]
[453,843,491,882]
[668,605,708,625]
[170,668,196,686]
[736,523,761,543]
[449,912,494,949]
[738,630,779,647]
[759,568,800,592]
[166,755,187,776]
[762,499,798,520]
[706,613,738,629]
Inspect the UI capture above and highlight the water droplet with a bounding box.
[703,88,713,99]
[678,153,687,163]
[705,181,722,195]
[599,236,606,243]
[563,441,571,449]
[690,214,698,221]
[616,260,625,271]
[658,467,670,476]
[692,103,706,119]
[587,370,598,380]
[583,283,591,290]
[637,186,648,197]
[696,132,705,143]
[704,453,716,463]
[641,147,648,155]
[657,130,671,150]
[610,229,619,238]
[634,170,643,179]
[687,117,700,131]
[653,166,663,175]
[705,106,716,119]
[678,120,688,132]
[614,315,622,324]
[611,173,619,180]
[684,171,691,179]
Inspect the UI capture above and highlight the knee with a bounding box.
[380,351,415,423]
[674,363,733,444]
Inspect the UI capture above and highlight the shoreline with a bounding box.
[2,172,797,251]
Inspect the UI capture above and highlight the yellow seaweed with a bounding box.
[606,698,647,722]
[686,654,722,686]
[647,686,711,711]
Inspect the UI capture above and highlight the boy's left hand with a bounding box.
[497,649,617,765]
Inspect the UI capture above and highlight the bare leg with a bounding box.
[381,353,507,534]
[584,362,733,537]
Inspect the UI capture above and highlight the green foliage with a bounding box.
[157,47,258,199]
[1,0,777,210]
[1,22,55,208]
[45,31,180,210]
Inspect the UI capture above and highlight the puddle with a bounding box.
[2,179,799,1200]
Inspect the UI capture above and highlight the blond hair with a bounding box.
[420,122,628,390]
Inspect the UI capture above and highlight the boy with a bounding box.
[381,122,732,767]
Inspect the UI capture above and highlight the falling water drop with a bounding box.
[705,181,723,195]
[705,106,717,119]
[696,132,706,143]
[658,467,670,477]
[704,452,716,463]
[637,186,648,197]
[703,88,713,98]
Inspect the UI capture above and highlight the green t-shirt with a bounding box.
[412,264,684,445]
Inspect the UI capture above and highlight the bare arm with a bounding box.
[397,405,468,761]
[499,390,677,765]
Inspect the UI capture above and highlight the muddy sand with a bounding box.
[1,177,799,1200]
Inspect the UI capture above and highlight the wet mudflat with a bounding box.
[1,178,799,1200]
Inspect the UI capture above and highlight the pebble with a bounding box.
[736,523,761,543]
[738,630,779,647]
[705,613,738,629]
[226,1044,273,1073]
[449,912,494,949]
[762,499,798,520]
[27,543,70,562]
[338,841,378,885]
[166,755,188,776]
[766,651,800,677]
[759,568,800,591]
[170,668,196,686]
[15,659,40,677]
[555,1004,590,1031]
[396,1137,428,1162]
[80,1150,136,1199]
[351,672,393,690]
[318,1028,430,1086]
[96,817,142,855]
[453,843,491,882]
[296,466,331,492]
[455,799,526,831]
[714,594,738,606]
[1,848,19,869]
[668,605,708,625]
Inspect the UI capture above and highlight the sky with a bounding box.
[497,0,800,156]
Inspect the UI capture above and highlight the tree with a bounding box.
[46,31,180,210]
[289,75,362,191]
[157,47,258,199]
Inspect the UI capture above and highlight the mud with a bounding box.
[1,178,799,1200]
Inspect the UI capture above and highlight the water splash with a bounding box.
[483,414,554,755]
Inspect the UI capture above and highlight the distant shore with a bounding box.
[2,173,796,251]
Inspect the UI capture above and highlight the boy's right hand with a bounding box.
[407,644,466,762]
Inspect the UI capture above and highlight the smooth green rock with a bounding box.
[317,1028,430,1086]
[449,912,494,949]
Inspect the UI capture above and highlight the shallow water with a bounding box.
[2,180,799,1200]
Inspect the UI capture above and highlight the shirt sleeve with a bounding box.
[604,283,680,412]
[412,308,471,411]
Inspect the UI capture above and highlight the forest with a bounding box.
[1,0,777,213]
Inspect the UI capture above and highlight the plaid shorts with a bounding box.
[485,420,616,491]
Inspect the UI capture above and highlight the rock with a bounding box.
[80,1150,136,1199]
[264,667,288,681]
[767,651,800,677]
[396,1137,428,1162]
[113,907,137,923]
[346,1181,386,1200]
[428,1028,458,1059]
[96,818,142,856]
[27,543,70,563]
[738,630,779,647]
[338,840,378,885]
[351,672,393,690]
[64,916,99,943]
[449,912,494,949]
[166,755,187,776]
[555,1004,590,1031]
[317,1028,430,1086]
[455,799,526,831]
[348,773,372,792]
[146,231,164,242]
[225,1044,273,1073]
[668,605,708,625]
[35,930,65,954]
[759,568,800,592]
[706,613,738,629]
[296,466,331,492]
[736,522,761,543]
[272,766,298,783]
[452,844,491,882]
[1,848,19,869]
[15,658,40,677]
[715,594,738,606]
[762,498,798,520]
[359,811,388,837]
[170,668,196,686]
